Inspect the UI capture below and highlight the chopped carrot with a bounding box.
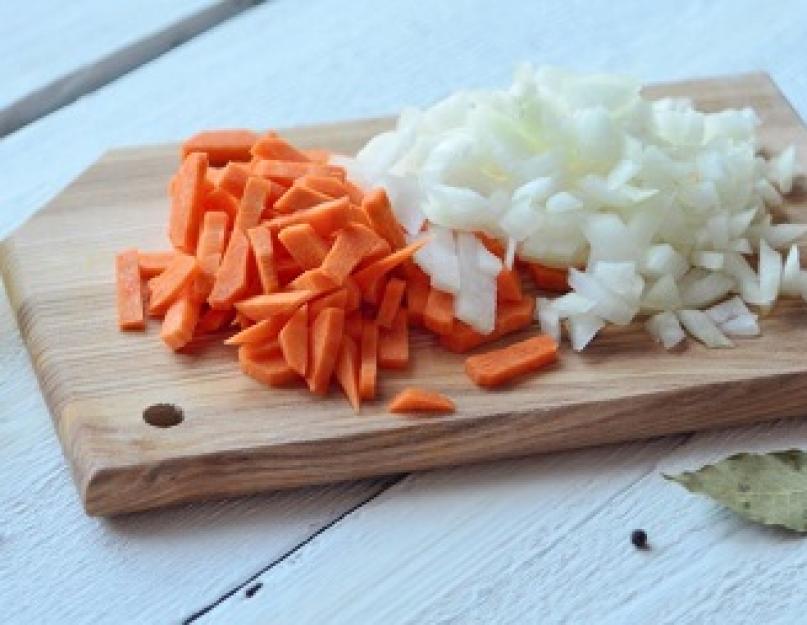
[266,196,351,237]
[344,277,361,312]
[203,188,239,222]
[388,388,455,415]
[439,297,536,353]
[276,256,303,285]
[195,308,234,335]
[321,223,389,284]
[309,288,348,319]
[497,267,523,302]
[116,249,145,330]
[208,229,251,310]
[287,268,338,294]
[298,175,348,199]
[240,339,282,361]
[359,321,378,400]
[307,307,345,394]
[247,225,279,293]
[362,188,406,250]
[273,184,331,214]
[235,290,314,321]
[182,129,258,165]
[476,232,505,258]
[239,346,299,387]
[379,308,409,369]
[277,223,329,269]
[345,311,363,341]
[279,304,309,376]
[265,180,288,212]
[344,180,365,205]
[251,133,310,162]
[352,239,428,302]
[224,312,291,345]
[218,162,251,198]
[422,288,454,335]
[138,251,175,279]
[349,204,374,229]
[235,176,271,232]
[194,211,229,301]
[404,263,430,326]
[302,148,330,163]
[465,334,558,388]
[160,288,200,350]
[335,335,361,413]
[168,152,208,253]
[376,278,406,328]
[147,253,198,315]
[252,160,344,185]
[527,262,569,292]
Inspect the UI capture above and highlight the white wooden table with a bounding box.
[3,1,807,623]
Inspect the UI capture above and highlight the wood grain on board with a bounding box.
[2,72,806,516]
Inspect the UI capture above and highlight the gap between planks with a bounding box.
[0,0,264,137]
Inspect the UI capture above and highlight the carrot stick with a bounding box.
[376,278,406,328]
[344,311,364,342]
[195,308,234,335]
[224,312,292,345]
[439,297,535,353]
[362,188,406,250]
[298,175,348,199]
[321,223,389,285]
[422,288,454,335]
[116,249,145,330]
[301,148,330,163]
[168,152,208,253]
[138,251,176,278]
[265,196,351,237]
[335,334,361,413]
[247,225,279,294]
[182,129,258,165]
[359,321,378,400]
[344,277,361,312]
[217,162,251,198]
[208,229,251,310]
[273,184,331,214]
[404,263,430,326]
[252,160,345,185]
[352,239,428,302]
[378,308,409,369]
[277,223,329,269]
[344,180,365,205]
[287,268,338,295]
[239,346,299,387]
[279,304,309,376]
[235,290,314,321]
[527,262,569,292]
[240,339,282,361]
[251,133,310,162]
[307,307,345,394]
[202,188,239,222]
[497,267,523,302]
[147,252,198,316]
[476,232,505,258]
[194,211,229,301]
[235,176,271,232]
[350,204,374,229]
[276,256,303,285]
[309,288,348,319]
[465,334,558,388]
[160,288,200,350]
[388,388,455,415]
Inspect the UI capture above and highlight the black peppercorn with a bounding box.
[631,529,649,550]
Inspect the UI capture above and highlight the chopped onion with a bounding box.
[758,239,782,304]
[645,311,686,349]
[677,309,734,348]
[536,297,561,343]
[781,244,803,297]
[568,313,605,351]
[551,292,595,318]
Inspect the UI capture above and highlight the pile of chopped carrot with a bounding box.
[116,129,560,415]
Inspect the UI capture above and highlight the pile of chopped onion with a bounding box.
[335,65,803,350]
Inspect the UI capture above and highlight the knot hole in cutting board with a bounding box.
[143,404,183,428]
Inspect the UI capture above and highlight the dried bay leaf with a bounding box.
[664,449,807,532]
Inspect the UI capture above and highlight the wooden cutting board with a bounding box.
[3,72,807,516]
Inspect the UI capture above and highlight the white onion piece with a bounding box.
[413,225,460,293]
[546,191,584,213]
[568,313,605,351]
[720,314,760,337]
[781,244,802,297]
[645,311,686,349]
[680,272,735,308]
[568,269,637,325]
[552,292,595,318]
[641,244,688,279]
[677,309,734,348]
[378,174,426,235]
[455,232,497,334]
[536,298,561,343]
[705,296,755,325]
[504,237,516,269]
[691,251,724,271]
[760,224,807,250]
[642,274,681,311]
[767,145,796,194]
[758,239,782,304]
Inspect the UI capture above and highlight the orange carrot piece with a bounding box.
[388,388,455,415]
[352,239,428,301]
[298,175,348,199]
[302,148,330,163]
[168,152,208,253]
[497,267,523,302]
[235,176,271,232]
[379,308,409,369]
[194,211,229,301]
[359,321,378,400]
[307,307,345,394]
[422,288,454,335]
[251,133,310,162]
[195,308,234,335]
[404,263,430,326]
[335,334,361,413]
[247,225,279,294]
[439,297,536,353]
[476,232,505,258]
[266,196,351,237]
[376,278,406,328]
[465,334,558,388]
[277,223,329,269]
[160,288,200,350]
[218,162,251,198]
[203,188,239,222]
[265,180,287,212]
[344,277,361,312]
[224,312,292,345]
[235,290,314,321]
[116,249,145,330]
[147,253,198,315]
[182,129,258,165]
[253,160,345,185]
[309,288,348,319]
[276,256,303,285]
[138,251,175,279]
[239,347,299,387]
[344,180,365,205]
[527,262,569,292]
[287,268,338,295]
[208,229,251,310]
[234,311,254,329]
[321,223,389,285]
[362,188,406,250]
[350,204,374,229]
[345,311,363,342]
[240,339,282,361]
[273,184,331,214]
[279,304,309,376]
